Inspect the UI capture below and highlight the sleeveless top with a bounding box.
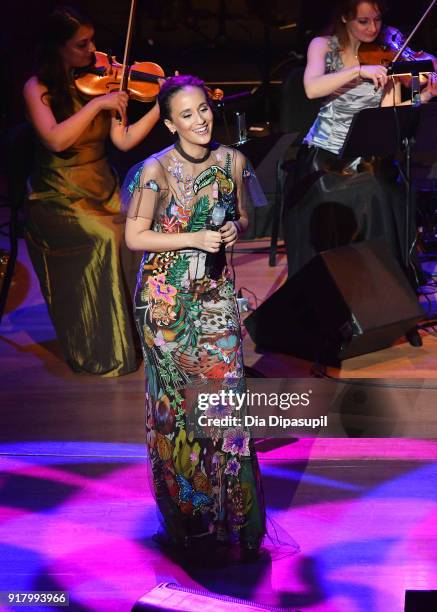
[303,36,384,155]
[28,87,119,212]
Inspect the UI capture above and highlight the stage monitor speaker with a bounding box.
[404,590,437,611]
[244,240,424,363]
[132,582,293,611]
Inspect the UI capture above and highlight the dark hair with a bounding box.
[36,5,93,120]
[331,0,387,49]
[158,75,210,121]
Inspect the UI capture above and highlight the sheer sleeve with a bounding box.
[121,156,167,221]
[233,149,268,217]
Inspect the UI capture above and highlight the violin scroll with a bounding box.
[206,87,224,101]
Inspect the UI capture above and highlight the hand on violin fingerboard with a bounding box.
[359,64,388,89]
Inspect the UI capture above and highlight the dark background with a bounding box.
[3,0,437,164]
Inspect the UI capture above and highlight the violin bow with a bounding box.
[392,0,437,63]
[118,0,138,123]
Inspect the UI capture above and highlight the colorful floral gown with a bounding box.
[125,143,265,548]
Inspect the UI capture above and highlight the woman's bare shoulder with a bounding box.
[23,76,48,102]
[23,76,45,93]
[307,36,331,53]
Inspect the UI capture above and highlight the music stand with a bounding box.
[341,103,437,280]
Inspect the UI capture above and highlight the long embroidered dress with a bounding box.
[125,143,265,548]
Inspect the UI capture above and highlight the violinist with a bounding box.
[284,0,437,281]
[23,4,160,376]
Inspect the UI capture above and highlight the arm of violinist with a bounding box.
[110,100,160,151]
[381,74,437,106]
[23,77,128,153]
[23,77,106,153]
[125,216,222,254]
[304,37,361,99]
[380,79,402,106]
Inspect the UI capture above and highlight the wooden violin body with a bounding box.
[75,52,224,104]
[75,51,164,102]
[358,26,437,71]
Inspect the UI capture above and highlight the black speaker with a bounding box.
[405,590,437,611]
[244,240,424,363]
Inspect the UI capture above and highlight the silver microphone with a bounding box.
[209,202,226,229]
[205,203,227,276]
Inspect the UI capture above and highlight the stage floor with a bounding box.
[1,239,436,611]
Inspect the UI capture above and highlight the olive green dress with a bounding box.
[26,89,140,376]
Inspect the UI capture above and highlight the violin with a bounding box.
[74,51,225,104]
[358,26,437,72]
[74,0,224,110]
[75,51,164,103]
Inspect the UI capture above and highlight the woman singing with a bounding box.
[284,0,437,280]
[23,5,160,376]
[124,75,266,560]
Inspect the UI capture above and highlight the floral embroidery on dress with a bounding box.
[133,144,265,549]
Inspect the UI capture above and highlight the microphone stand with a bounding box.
[384,0,437,284]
